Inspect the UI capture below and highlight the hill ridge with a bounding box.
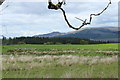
[34,27,119,41]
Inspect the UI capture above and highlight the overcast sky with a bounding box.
[0,0,118,38]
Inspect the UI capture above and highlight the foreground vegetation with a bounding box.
[2,43,119,78]
[2,55,118,78]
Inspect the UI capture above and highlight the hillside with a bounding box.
[34,32,65,37]
[34,27,119,41]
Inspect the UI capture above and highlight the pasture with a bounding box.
[2,43,119,78]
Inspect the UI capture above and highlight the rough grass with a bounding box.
[2,43,119,78]
[2,55,118,78]
[2,43,118,54]
[2,43,119,56]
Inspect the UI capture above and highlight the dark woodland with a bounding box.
[2,36,118,45]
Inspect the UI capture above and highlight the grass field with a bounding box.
[2,43,119,78]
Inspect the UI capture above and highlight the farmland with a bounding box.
[1,43,119,78]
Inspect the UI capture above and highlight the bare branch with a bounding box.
[0,0,5,5]
[60,0,111,30]
[48,0,111,30]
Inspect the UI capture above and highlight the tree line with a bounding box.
[2,36,117,45]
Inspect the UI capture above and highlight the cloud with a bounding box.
[1,1,118,37]
[92,2,118,27]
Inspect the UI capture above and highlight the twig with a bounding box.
[75,17,84,22]
[0,5,9,14]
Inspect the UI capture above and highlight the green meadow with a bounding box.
[2,43,119,78]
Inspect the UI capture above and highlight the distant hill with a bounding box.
[34,32,65,38]
[34,27,119,41]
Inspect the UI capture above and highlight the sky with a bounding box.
[0,0,118,38]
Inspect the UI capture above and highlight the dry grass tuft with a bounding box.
[2,55,118,71]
